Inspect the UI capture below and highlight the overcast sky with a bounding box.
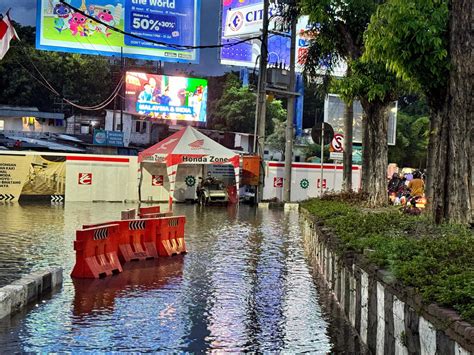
[1,0,233,76]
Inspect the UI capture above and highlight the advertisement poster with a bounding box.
[93,129,124,146]
[36,0,200,62]
[220,0,311,70]
[125,71,208,124]
[0,155,66,201]
[324,94,397,146]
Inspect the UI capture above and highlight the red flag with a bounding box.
[0,11,19,60]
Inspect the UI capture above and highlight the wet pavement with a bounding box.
[0,202,361,352]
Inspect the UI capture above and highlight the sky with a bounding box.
[0,0,233,76]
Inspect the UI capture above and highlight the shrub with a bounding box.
[301,198,474,323]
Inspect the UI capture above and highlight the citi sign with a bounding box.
[224,3,280,38]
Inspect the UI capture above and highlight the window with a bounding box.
[0,120,4,130]
[134,121,147,133]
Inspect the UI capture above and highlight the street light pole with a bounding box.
[283,16,297,202]
[255,0,269,203]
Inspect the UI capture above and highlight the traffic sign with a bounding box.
[331,133,344,152]
[274,177,284,188]
[330,152,344,161]
[311,122,334,145]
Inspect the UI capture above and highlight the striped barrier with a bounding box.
[72,215,187,279]
[116,219,158,262]
[153,216,187,257]
[138,206,161,218]
[140,211,173,219]
[71,224,123,279]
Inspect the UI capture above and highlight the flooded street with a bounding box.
[0,202,352,352]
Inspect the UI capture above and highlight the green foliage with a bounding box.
[364,0,449,100]
[301,197,474,323]
[388,112,429,168]
[266,117,287,156]
[0,23,113,114]
[210,74,286,134]
[333,59,403,105]
[302,143,330,162]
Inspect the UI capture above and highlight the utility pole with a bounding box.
[255,0,269,203]
[283,16,297,202]
[120,47,124,132]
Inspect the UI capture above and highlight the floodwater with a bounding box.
[0,202,362,352]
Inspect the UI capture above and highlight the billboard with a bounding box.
[125,72,208,124]
[220,0,310,70]
[324,94,397,146]
[36,0,200,62]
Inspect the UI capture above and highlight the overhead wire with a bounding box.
[59,0,262,50]
[15,48,124,110]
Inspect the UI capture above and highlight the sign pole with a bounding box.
[256,0,269,203]
[320,126,324,196]
[283,15,297,202]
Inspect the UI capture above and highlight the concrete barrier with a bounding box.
[0,267,63,319]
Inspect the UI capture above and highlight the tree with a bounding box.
[210,74,286,135]
[297,0,405,206]
[0,23,114,115]
[266,117,287,159]
[365,0,472,223]
[388,112,429,169]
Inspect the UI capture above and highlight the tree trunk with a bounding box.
[430,0,472,224]
[361,101,390,207]
[343,101,353,191]
[361,111,370,193]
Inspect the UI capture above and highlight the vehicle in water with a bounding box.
[196,177,228,205]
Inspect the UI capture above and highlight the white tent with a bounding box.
[138,126,240,210]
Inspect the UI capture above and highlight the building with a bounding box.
[0,105,65,135]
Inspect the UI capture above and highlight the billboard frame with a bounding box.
[35,0,201,63]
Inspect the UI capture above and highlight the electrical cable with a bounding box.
[59,0,262,50]
[16,53,124,111]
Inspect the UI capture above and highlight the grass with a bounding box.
[301,194,474,324]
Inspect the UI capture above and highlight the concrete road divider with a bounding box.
[121,208,136,220]
[0,267,63,319]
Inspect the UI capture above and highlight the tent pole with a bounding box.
[138,163,143,208]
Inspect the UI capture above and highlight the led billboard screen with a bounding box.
[36,0,200,62]
[125,72,208,124]
[220,0,310,70]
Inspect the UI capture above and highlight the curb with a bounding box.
[0,267,63,319]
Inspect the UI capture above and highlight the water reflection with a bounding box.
[0,202,352,352]
[72,257,184,317]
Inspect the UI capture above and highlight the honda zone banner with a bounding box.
[36,0,200,62]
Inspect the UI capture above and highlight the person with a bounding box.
[138,84,153,102]
[408,170,425,197]
[160,87,172,106]
[388,173,402,194]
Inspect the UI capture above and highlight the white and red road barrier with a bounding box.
[263,162,362,201]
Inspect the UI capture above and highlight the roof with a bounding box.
[0,105,64,120]
[138,126,239,167]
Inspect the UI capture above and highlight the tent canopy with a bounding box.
[138,126,240,209]
[138,125,240,168]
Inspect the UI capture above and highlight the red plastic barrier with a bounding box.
[140,211,173,219]
[138,206,161,218]
[227,185,238,204]
[153,216,187,257]
[71,224,123,279]
[116,219,158,262]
